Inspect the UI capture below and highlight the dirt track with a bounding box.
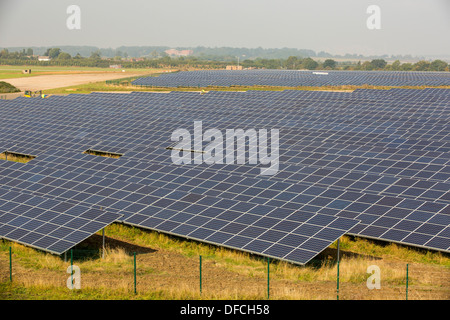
[3,72,142,91]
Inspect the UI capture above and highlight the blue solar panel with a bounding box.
[132,70,450,87]
[0,87,449,264]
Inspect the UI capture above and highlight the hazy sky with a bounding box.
[0,0,449,56]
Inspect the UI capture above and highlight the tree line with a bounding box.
[2,45,426,61]
[0,48,448,72]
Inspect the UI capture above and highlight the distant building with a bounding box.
[38,56,51,61]
[109,64,122,69]
[165,49,193,57]
[226,65,243,70]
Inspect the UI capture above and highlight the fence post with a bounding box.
[71,249,73,290]
[134,252,137,295]
[406,264,409,301]
[9,246,12,282]
[337,261,340,300]
[199,255,202,294]
[337,238,340,262]
[267,257,270,300]
[102,227,105,259]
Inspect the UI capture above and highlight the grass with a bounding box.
[0,81,20,93]
[0,152,36,163]
[1,224,448,300]
[83,149,122,159]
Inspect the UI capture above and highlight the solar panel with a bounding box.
[0,187,121,254]
[0,86,449,263]
[132,70,450,87]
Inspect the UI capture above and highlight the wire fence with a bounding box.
[2,245,449,300]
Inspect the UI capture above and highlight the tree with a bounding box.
[26,48,33,56]
[430,60,448,71]
[286,56,299,69]
[391,60,401,71]
[57,52,72,60]
[370,59,387,70]
[301,57,319,70]
[361,61,373,70]
[90,51,101,59]
[45,48,61,59]
[74,53,82,59]
[149,50,161,59]
[323,59,337,69]
[0,49,9,58]
[400,63,413,71]
[413,60,431,71]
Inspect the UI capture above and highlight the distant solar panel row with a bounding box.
[0,87,448,264]
[132,70,450,87]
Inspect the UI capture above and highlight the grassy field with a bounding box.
[0,223,448,300]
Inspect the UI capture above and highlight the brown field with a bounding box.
[4,72,144,91]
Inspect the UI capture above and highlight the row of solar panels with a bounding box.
[2,148,446,253]
[0,88,448,264]
[132,70,450,87]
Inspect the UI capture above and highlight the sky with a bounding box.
[0,0,449,57]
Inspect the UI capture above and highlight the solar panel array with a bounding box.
[0,186,121,254]
[0,87,449,263]
[132,70,450,87]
